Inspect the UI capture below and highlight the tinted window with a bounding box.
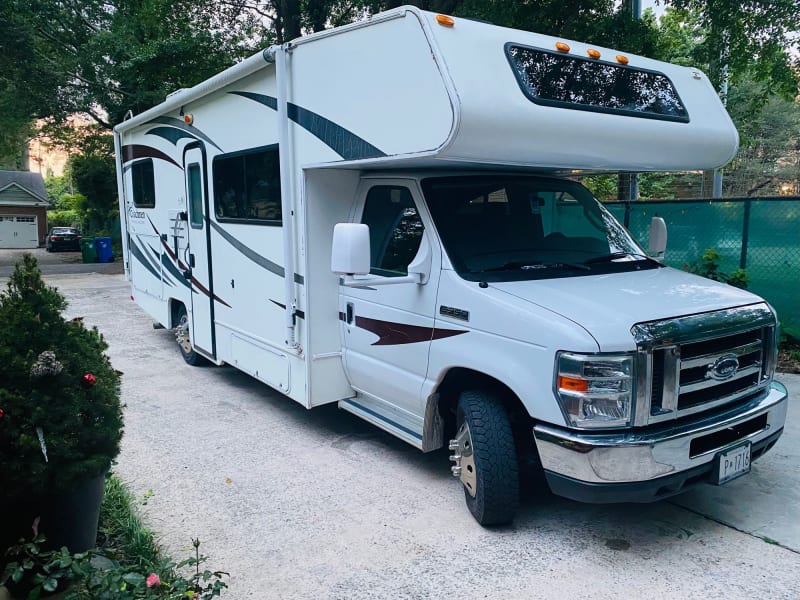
[213,145,281,223]
[361,187,424,277]
[423,176,650,281]
[506,44,689,122]
[131,159,156,208]
[187,164,203,227]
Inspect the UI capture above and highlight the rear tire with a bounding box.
[456,390,519,526]
[175,305,206,366]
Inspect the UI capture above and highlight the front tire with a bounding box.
[455,390,519,526]
[175,305,206,366]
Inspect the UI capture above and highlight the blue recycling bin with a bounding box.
[94,237,113,263]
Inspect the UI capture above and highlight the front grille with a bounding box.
[631,304,777,427]
[676,328,765,411]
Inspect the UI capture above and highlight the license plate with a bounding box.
[714,442,751,485]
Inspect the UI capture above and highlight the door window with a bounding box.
[187,163,203,228]
[361,186,424,277]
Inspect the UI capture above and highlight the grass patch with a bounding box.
[98,474,168,573]
[2,473,227,599]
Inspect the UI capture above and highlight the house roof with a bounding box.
[0,170,48,203]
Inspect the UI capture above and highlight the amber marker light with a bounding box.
[555,41,570,52]
[558,376,589,393]
[436,14,455,27]
[616,54,629,65]
[587,48,601,59]
[183,113,194,125]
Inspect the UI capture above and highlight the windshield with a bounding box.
[422,175,656,282]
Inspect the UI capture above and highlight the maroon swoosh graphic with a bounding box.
[353,316,467,346]
[147,217,232,308]
[122,144,182,169]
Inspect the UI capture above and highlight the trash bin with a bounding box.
[95,237,113,263]
[79,237,97,263]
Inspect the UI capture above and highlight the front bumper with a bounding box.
[533,381,788,503]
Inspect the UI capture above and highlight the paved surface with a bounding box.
[11,272,800,599]
[0,248,122,277]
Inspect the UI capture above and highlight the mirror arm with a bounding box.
[341,273,422,287]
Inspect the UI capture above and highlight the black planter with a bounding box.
[39,472,106,553]
[1,473,106,556]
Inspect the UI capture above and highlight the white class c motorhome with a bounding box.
[114,6,788,525]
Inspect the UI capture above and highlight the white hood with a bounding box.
[490,266,765,352]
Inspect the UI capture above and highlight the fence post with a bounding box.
[624,201,631,228]
[739,199,751,270]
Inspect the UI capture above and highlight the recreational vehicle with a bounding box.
[114,6,788,525]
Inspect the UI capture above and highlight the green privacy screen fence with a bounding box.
[604,197,800,338]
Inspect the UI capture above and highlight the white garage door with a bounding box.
[0,215,39,249]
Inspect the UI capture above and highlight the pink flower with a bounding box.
[146,573,161,588]
[82,373,97,388]
[0,408,4,419]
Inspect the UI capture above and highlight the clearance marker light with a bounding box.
[436,14,455,27]
[558,376,589,393]
[555,41,570,52]
[183,113,194,125]
[616,54,629,65]
[587,48,601,59]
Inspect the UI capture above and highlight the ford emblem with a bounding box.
[708,354,740,381]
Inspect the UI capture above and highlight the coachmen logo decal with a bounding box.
[708,354,740,381]
[128,207,146,221]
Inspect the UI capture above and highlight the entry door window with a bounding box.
[361,186,424,277]
[187,163,203,228]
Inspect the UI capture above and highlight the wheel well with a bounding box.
[168,299,186,329]
[434,368,539,467]
[436,368,528,433]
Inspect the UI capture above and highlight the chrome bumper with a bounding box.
[534,381,788,486]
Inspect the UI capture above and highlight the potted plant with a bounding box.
[0,254,123,556]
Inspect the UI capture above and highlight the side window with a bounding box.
[213,145,281,224]
[187,164,203,228]
[131,159,155,208]
[361,186,424,277]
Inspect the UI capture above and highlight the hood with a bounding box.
[490,266,765,351]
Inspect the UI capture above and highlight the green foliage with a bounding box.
[3,474,229,598]
[666,0,799,96]
[0,254,123,501]
[684,247,749,289]
[581,175,618,201]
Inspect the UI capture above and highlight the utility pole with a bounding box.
[712,31,730,198]
[618,0,641,201]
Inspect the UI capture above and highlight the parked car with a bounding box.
[46,227,81,252]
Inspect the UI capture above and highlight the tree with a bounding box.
[665,0,799,97]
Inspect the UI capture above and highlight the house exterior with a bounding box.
[0,171,49,248]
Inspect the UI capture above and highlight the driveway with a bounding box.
[0,247,123,277]
[11,272,800,599]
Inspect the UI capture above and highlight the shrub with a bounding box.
[0,254,123,503]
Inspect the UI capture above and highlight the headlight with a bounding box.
[555,352,634,428]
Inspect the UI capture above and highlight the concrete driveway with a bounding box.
[14,272,800,599]
[0,247,122,277]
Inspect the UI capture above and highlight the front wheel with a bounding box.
[451,390,519,526]
[175,305,206,366]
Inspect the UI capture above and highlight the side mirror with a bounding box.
[331,223,370,275]
[648,216,667,258]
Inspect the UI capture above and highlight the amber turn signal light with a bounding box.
[558,376,589,393]
[436,14,455,27]
[555,41,570,52]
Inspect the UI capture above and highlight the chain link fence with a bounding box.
[605,197,800,337]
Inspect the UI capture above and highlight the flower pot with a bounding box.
[39,472,106,553]
[0,473,106,557]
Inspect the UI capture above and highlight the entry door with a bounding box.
[184,146,216,358]
[340,181,442,424]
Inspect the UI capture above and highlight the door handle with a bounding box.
[346,302,354,324]
[189,253,196,268]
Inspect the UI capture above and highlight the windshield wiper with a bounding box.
[583,252,656,265]
[478,261,590,273]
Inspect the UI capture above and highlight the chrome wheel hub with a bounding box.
[176,315,192,353]
[449,422,477,498]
